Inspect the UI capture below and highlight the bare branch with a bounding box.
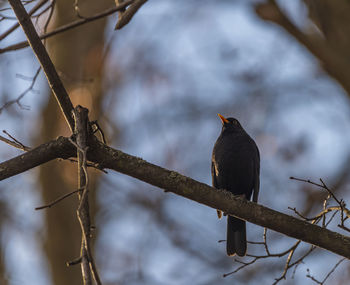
[114,0,147,30]
[8,0,75,131]
[288,206,341,222]
[2,137,350,259]
[306,257,346,285]
[90,120,107,144]
[0,136,75,180]
[87,140,350,259]
[35,188,82,210]
[227,227,316,283]
[0,130,30,151]
[42,0,56,36]
[1,0,135,53]
[319,178,343,206]
[255,0,350,95]
[0,0,49,41]
[73,106,101,285]
[67,256,82,267]
[290,177,350,229]
[0,67,41,114]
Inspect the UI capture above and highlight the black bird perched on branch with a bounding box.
[211,114,260,256]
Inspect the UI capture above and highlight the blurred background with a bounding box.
[1,0,350,284]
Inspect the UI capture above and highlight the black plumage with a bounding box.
[211,114,260,257]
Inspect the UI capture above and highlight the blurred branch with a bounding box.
[306,257,346,285]
[299,154,350,217]
[42,0,56,36]
[226,228,316,284]
[0,0,49,41]
[0,67,41,114]
[0,0,134,54]
[2,2,350,270]
[114,0,147,30]
[255,0,350,96]
[8,0,75,131]
[131,193,222,267]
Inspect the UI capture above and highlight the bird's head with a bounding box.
[217,114,243,132]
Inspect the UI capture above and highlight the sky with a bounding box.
[1,0,350,284]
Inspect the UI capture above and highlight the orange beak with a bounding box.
[218,113,229,124]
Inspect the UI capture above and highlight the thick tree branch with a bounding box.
[0,136,75,180]
[8,0,75,131]
[87,139,350,259]
[1,136,350,259]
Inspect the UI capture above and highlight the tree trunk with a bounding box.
[37,0,113,283]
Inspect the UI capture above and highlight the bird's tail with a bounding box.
[226,216,246,257]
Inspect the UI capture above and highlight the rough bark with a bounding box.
[2,138,350,259]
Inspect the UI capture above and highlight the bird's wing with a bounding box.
[211,161,222,219]
[252,145,260,203]
[211,161,218,188]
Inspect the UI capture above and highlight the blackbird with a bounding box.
[211,114,260,257]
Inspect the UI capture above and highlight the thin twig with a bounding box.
[0,67,41,114]
[289,206,341,223]
[73,0,87,19]
[338,224,350,233]
[290,177,350,222]
[114,0,147,29]
[0,130,31,151]
[1,0,135,53]
[223,257,259,277]
[306,257,346,285]
[0,135,29,151]
[226,223,318,284]
[263,227,270,255]
[225,231,304,280]
[91,120,107,144]
[8,0,75,131]
[319,178,342,206]
[0,0,49,41]
[290,176,324,188]
[67,256,82,267]
[35,188,82,210]
[43,0,56,37]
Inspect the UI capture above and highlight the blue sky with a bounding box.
[1,0,350,284]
